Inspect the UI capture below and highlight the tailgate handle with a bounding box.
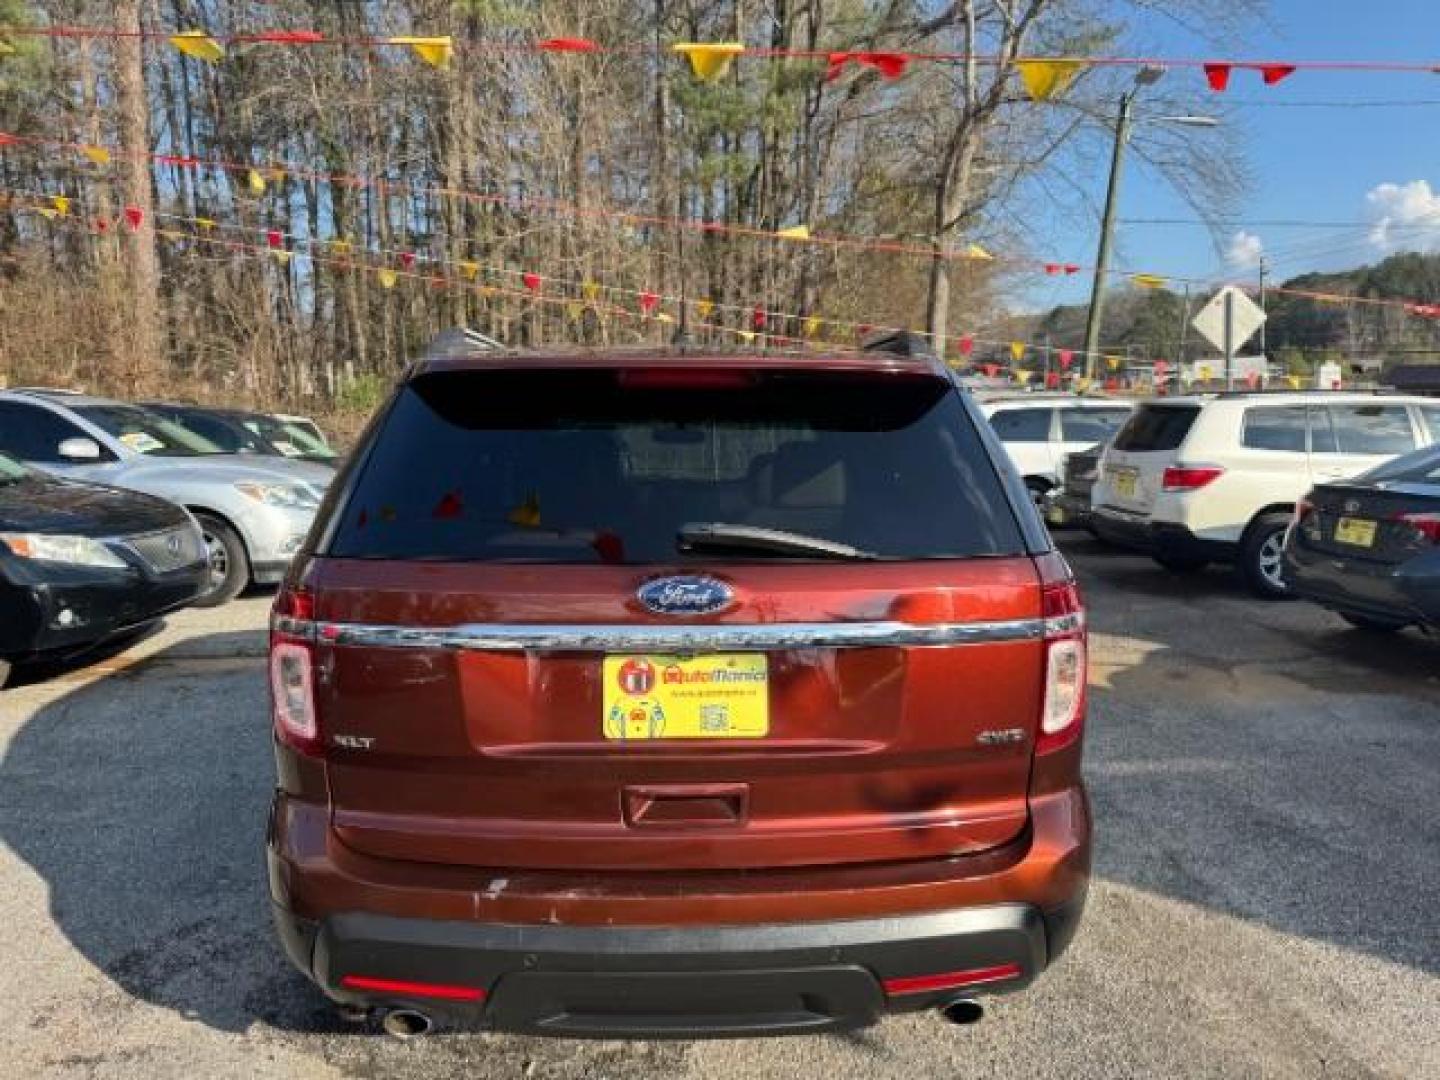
[623,785,748,829]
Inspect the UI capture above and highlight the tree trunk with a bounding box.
[114,0,164,391]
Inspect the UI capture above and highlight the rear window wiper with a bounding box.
[677,523,878,561]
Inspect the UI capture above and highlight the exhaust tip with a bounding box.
[381,1009,434,1041]
[938,998,985,1026]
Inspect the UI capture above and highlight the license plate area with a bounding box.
[603,654,769,739]
[1112,467,1139,499]
[1334,517,1377,547]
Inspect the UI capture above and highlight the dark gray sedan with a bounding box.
[1283,444,1440,632]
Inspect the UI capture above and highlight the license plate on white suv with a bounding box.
[1112,468,1139,499]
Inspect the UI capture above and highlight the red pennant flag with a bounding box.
[94,218,110,234]
[432,491,463,520]
[1104,377,1120,391]
[522,272,542,293]
[1153,360,1169,377]
[266,229,283,249]
[981,363,1000,378]
[858,52,910,80]
[1058,349,1074,370]
[1045,372,1061,390]
[1260,64,1296,86]
[541,37,598,53]
[639,291,660,315]
[958,336,974,357]
[1245,371,1261,389]
[1064,264,1080,275]
[752,307,768,331]
[1044,263,1061,275]
[123,206,144,231]
[825,52,852,82]
[857,323,873,340]
[398,252,416,269]
[1204,63,1232,92]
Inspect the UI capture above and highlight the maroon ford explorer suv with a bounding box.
[266,342,1091,1038]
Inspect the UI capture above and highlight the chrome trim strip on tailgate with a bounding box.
[274,614,1083,652]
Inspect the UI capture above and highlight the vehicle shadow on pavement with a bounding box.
[0,633,348,1036]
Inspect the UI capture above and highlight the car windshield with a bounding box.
[0,452,30,483]
[330,367,1025,564]
[77,406,225,457]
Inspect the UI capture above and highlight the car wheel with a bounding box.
[1338,611,1409,633]
[1153,553,1209,574]
[193,513,250,608]
[1240,513,1294,600]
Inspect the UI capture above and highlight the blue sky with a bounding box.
[1030,0,1439,308]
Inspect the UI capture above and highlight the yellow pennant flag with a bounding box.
[1016,59,1087,102]
[582,281,602,302]
[1073,376,1092,393]
[1131,273,1167,289]
[194,218,216,232]
[272,250,293,266]
[673,42,745,81]
[737,330,756,344]
[508,493,542,528]
[170,31,226,64]
[804,315,823,339]
[377,268,398,290]
[1287,374,1303,390]
[964,243,994,260]
[1010,341,1025,361]
[695,298,716,319]
[1106,356,1122,371]
[457,260,479,281]
[51,195,70,217]
[565,301,585,321]
[246,169,267,196]
[1198,364,1213,382]
[775,224,811,241]
[390,36,454,70]
[81,145,111,167]
[330,239,353,257]
[36,207,58,221]
[1014,369,1034,386]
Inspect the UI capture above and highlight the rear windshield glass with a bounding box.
[1357,444,1440,484]
[329,369,1025,563]
[1111,405,1200,453]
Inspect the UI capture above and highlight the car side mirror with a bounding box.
[57,437,103,462]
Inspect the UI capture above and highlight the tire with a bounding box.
[1338,611,1408,633]
[1153,553,1209,574]
[192,512,250,608]
[1240,513,1294,600]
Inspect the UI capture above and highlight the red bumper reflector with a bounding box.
[882,963,1023,996]
[340,975,487,1002]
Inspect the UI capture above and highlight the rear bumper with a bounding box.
[1284,543,1440,626]
[272,899,1083,1038]
[267,783,1089,1036]
[1091,508,1236,562]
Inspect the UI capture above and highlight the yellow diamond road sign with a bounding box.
[1192,286,1266,354]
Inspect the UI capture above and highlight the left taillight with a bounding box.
[270,587,322,756]
[1037,553,1087,756]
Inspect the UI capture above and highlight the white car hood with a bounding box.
[108,454,331,491]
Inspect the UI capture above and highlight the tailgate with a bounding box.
[313,558,1045,872]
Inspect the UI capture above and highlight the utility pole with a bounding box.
[1081,91,1135,384]
[1258,255,1268,360]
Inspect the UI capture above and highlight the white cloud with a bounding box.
[1366,180,1440,252]
[1225,230,1264,269]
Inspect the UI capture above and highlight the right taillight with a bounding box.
[1395,511,1440,544]
[270,587,322,755]
[1037,555,1087,755]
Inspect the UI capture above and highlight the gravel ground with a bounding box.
[1,535,1437,1079]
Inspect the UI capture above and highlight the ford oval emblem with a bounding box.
[638,575,734,616]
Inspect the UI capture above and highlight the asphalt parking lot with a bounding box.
[1,534,1437,1079]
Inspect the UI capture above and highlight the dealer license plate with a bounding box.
[603,655,769,740]
[1334,517,1377,548]
[1112,468,1139,499]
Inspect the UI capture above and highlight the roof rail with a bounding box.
[425,327,506,359]
[8,386,85,395]
[1213,387,1399,399]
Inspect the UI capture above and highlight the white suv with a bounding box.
[1092,392,1440,597]
[981,396,1134,500]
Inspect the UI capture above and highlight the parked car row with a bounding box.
[0,389,337,685]
[1014,389,1440,635]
